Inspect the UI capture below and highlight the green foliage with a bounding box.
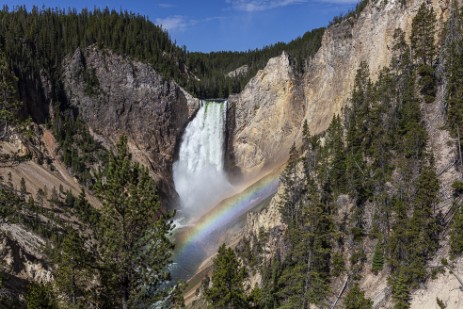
[0,50,21,140]
[171,282,186,309]
[327,115,347,194]
[0,6,183,96]
[95,136,174,308]
[205,244,248,309]
[0,7,324,101]
[449,204,463,258]
[387,165,440,305]
[25,283,58,309]
[344,284,373,309]
[389,270,410,309]
[51,108,107,185]
[411,4,436,66]
[265,20,441,309]
[445,3,463,143]
[54,229,93,306]
[346,61,373,237]
[452,180,463,195]
[188,27,325,98]
[417,64,436,103]
[275,150,335,307]
[372,242,384,274]
[436,297,447,309]
[247,286,264,309]
[331,252,345,277]
[259,253,282,308]
[235,232,268,273]
[279,148,305,225]
[410,4,437,103]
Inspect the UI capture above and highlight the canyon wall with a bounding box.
[226,52,305,180]
[303,0,448,135]
[63,46,199,198]
[234,0,463,307]
[227,0,450,180]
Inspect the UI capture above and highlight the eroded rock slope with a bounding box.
[63,46,199,197]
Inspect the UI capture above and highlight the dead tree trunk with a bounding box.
[330,276,349,309]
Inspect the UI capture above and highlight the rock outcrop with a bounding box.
[0,224,53,284]
[63,46,199,199]
[227,0,450,179]
[232,0,452,228]
[227,52,304,180]
[303,0,449,135]
[233,0,463,307]
[226,65,249,78]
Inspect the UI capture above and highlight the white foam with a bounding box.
[173,100,233,221]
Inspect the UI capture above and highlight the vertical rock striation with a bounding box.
[63,46,199,199]
[227,52,304,181]
[227,0,450,180]
[303,0,449,135]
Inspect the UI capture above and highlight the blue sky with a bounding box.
[2,0,359,52]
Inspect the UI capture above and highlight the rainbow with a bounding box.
[171,168,282,280]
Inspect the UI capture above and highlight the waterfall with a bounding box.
[171,100,280,282]
[173,100,232,221]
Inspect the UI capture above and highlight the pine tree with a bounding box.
[50,187,59,206]
[408,166,440,281]
[171,282,186,309]
[398,63,427,160]
[36,188,46,209]
[302,119,310,151]
[346,62,372,238]
[445,3,463,140]
[326,115,347,194]
[372,242,384,274]
[276,175,334,308]
[0,50,20,141]
[391,28,411,73]
[55,229,92,306]
[436,297,447,309]
[205,244,248,309]
[411,4,437,102]
[95,136,174,308]
[411,4,436,66]
[390,270,410,309]
[279,144,305,226]
[25,283,58,309]
[20,177,27,197]
[344,284,373,309]
[449,204,463,258]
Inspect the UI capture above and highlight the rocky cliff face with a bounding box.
[227,0,450,179]
[63,46,199,199]
[227,52,304,180]
[233,0,463,307]
[303,0,448,135]
[231,0,452,213]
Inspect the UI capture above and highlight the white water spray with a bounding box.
[173,100,233,221]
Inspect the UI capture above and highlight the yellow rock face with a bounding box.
[229,0,450,181]
[304,0,448,136]
[228,51,305,180]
